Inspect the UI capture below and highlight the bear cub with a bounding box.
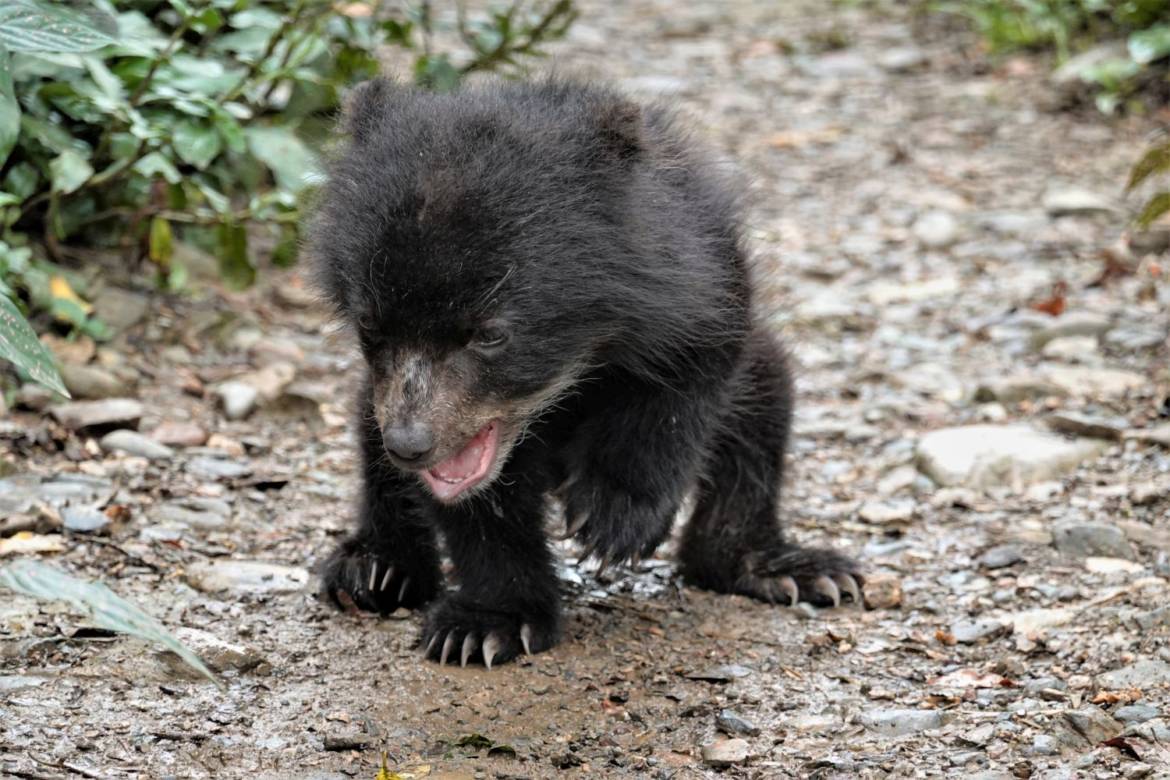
[310,78,861,668]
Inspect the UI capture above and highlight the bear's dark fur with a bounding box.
[309,78,861,668]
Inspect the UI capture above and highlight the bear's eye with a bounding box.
[470,323,510,352]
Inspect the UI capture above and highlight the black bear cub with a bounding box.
[310,78,861,668]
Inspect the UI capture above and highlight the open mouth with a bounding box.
[419,421,500,502]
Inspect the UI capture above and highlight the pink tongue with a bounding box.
[422,422,498,501]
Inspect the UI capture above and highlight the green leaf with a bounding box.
[244,125,317,193]
[173,118,223,170]
[133,151,181,184]
[1129,24,1170,65]
[1135,191,1170,229]
[0,45,19,167]
[414,55,461,92]
[3,161,36,200]
[1127,141,1170,191]
[49,149,93,194]
[217,222,254,289]
[0,288,68,397]
[0,559,221,688]
[149,216,173,269]
[272,224,298,267]
[0,0,117,53]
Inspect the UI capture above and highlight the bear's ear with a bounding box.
[340,78,397,144]
[596,98,642,161]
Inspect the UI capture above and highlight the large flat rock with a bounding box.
[917,424,1108,489]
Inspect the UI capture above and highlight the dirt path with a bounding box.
[3,1,1169,778]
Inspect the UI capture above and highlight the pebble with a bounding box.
[916,424,1107,489]
[60,363,126,399]
[99,430,175,461]
[859,708,947,737]
[700,738,749,767]
[951,618,1008,644]
[1045,411,1127,440]
[92,287,148,332]
[1125,423,1170,449]
[1029,312,1112,348]
[979,544,1024,569]
[1041,365,1145,399]
[912,210,959,249]
[1097,658,1170,689]
[161,627,266,674]
[15,383,54,411]
[187,456,252,481]
[686,664,752,682]
[216,381,259,421]
[862,573,902,609]
[1061,707,1122,744]
[1052,523,1135,560]
[858,499,915,525]
[877,46,927,73]
[151,498,231,530]
[150,421,208,447]
[50,398,144,432]
[1113,704,1159,724]
[61,506,109,534]
[716,709,760,737]
[185,560,310,595]
[1040,335,1099,363]
[1083,556,1143,574]
[974,375,1066,404]
[1042,186,1118,217]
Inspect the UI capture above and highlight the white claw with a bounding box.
[461,633,477,668]
[834,573,860,605]
[482,633,502,671]
[379,566,394,592]
[815,575,841,608]
[520,623,533,656]
[557,512,589,541]
[439,632,455,665]
[424,632,439,656]
[397,576,411,602]
[779,576,799,606]
[368,562,378,592]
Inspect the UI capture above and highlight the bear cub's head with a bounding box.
[309,79,646,503]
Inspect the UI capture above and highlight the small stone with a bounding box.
[151,498,231,530]
[274,282,317,308]
[686,664,752,682]
[15,383,54,411]
[1084,556,1143,574]
[61,506,109,534]
[867,276,959,305]
[859,708,947,737]
[878,47,927,72]
[92,287,149,332]
[1045,411,1127,440]
[858,499,915,525]
[50,398,144,432]
[1043,186,1118,217]
[1041,335,1099,363]
[99,430,174,460]
[1011,608,1075,637]
[951,618,1008,644]
[716,709,760,737]
[1124,423,1170,449]
[913,210,959,249]
[862,573,902,609]
[162,627,265,674]
[186,456,252,481]
[1029,312,1112,348]
[917,425,1107,489]
[1053,523,1135,560]
[1029,734,1059,756]
[60,363,126,399]
[973,375,1067,404]
[249,337,304,367]
[323,728,372,752]
[185,560,310,595]
[216,381,259,421]
[1114,704,1159,724]
[700,738,749,767]
[1098,658,1170,689]
[979,544,1024,569]
[150,421,208,447]
[1041,365,1145,400]
[1061,707,1122,744]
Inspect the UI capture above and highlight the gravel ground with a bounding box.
[3,1,1170,778]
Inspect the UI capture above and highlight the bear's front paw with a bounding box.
[559,474,675,567]
[420,596,560,669]
[736,544,863,609]
[320,535,441,614]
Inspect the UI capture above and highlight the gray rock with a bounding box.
[186,456,252,481]
[716,709,761,737]
[859,708,947,737]
[1053,523,1135,560]
[92,287,149,332]
[61,506,109,534]
[151,498,231,530]
[858,499,915,525]
[1098,658,1170,689]
[216,381,259,421]
[913,210,959,249]
[1041,335,1100,363]
[979,544,1024,569]
[323,728,372,752]
[974,375,1067,404]
[951,618,1009,644]
[149,421,208,447]
[0,474,42,514]
[1114,704,1159,724]
[60,363,125,399]
[916,425,1108,489]
[1045,411,1127,440]
[15,382,54,411]
[1029,312,1112,348]
[700,738,749,767]
[1106,326,1166,352]
[1125,424,1170,449]
[185,560,310,595]
[50,398,144,431]
[878,47,927,73]
[1041,365,1145,399]
[686,664,752,682]
[99,430,174,460]
[1042,186,1119,217]
[1061,707,1122,744]
[1029,733,1059,756]
[161,627,265,674]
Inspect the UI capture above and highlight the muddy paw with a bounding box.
[420,597,560,669]
[319,536,441,614]
[738,544,863,608]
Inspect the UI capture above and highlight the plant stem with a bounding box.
[460,0,574,75]
[219,0,309,106]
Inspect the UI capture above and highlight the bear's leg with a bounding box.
[679,332,863,607]
[421,475,562,668]
[320,379,444,613]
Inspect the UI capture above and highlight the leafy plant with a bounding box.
[0,558,221,687]
[0,0,576,392]
[935,0,1170,113]
[1127,135,1170,228]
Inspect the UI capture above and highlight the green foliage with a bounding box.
[1127,135,1170,228]
[937,0,1170,113]
[0,0,576,392]
[0,558,222,687]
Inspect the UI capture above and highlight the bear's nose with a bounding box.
[383,423,435,464]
